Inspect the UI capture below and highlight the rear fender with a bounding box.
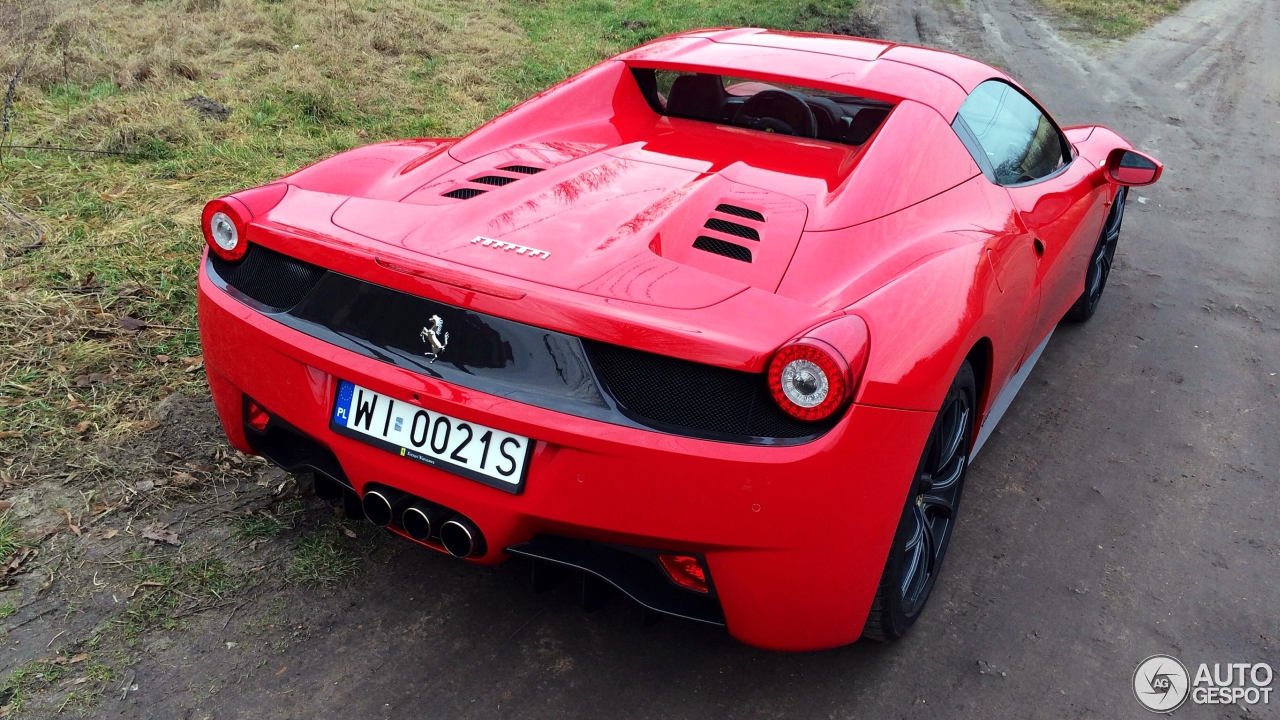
[850,241,1003,414]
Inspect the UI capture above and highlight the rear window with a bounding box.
[631,68,892,146]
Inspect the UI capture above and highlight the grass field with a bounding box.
[1041,0,1187,36]
[0,0,868,486]
[1,2,868,712]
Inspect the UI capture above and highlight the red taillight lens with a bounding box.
[767,316,869,422]
[246,401,270,432]
[201,198,250,262]
[768,340,848,421]
[658,554,709,593]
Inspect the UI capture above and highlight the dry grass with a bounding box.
[0,0,865,489]
[0,0,877,714]
[1040,0,1188,36]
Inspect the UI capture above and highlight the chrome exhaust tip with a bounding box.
[401,502,450,542]
[439,516,486,558]
[361,487,408,527]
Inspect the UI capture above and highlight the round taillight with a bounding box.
[210,212,238,253]
[201,198,250,261]
[767,340,849,421]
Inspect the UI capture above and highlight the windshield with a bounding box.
[631,68,893,146]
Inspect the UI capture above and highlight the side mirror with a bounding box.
[1104,148,1162,186]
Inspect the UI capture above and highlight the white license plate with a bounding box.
[330,380,531,493]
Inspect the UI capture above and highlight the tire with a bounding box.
[1064,186,1127,322]
[862,360,976,642]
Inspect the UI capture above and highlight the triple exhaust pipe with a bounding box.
[360,486,486,558]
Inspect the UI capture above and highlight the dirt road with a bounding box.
[7,0,1279,717]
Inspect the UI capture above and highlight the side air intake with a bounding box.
[500,165,544,175]
[442,187,486,200]
[471,175,517,186]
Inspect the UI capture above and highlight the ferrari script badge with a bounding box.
[469,236,550,260]
[419,315,449,362]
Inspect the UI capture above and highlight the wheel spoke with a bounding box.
[930,455,964,493]
[920,492,954,517]
[935,403,967,473]
[903,505,925,552]
[900,504,928,598]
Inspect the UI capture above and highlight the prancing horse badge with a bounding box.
[420,315,449,362]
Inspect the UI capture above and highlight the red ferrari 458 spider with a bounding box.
[198,29,1161,651]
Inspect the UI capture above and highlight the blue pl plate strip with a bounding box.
[332,380,355,426]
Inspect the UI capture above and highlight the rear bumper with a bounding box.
[197,260,935,651]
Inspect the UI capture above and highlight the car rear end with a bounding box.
[196,187,935,651]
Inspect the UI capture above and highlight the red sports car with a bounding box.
[198,29,1161,651]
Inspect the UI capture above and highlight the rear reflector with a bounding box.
[246,400,270,432]
[658,554,709,593]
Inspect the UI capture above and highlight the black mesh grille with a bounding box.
[500,165,544,175]
[585,341,835,440]
[714,204,765,222]
[693,236,752,262]
[210,245,325,311]
[703,218,760,240]
[442,187,486,199]
[471,175,517,186]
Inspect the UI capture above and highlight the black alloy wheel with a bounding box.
[1065,186,1128,322]
[862,360,976,641]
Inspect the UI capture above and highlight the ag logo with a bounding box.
[1134,655,1190,713]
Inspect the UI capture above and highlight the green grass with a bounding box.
[1040,0,1187,36]
[288,528,361,587]
[0,659,64,714]
[0,0,866,473]
[123,554,237,637]
[0,512,19,558]
[0,600,16,618]
[236,513,288,541]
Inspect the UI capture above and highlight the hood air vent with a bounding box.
[703,218,759,241]
[692,203,765,263]
[714,204,765,222]
[693,236,752,263]
[442,168,539,200]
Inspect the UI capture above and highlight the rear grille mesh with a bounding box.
[501,165,544,175]
[471,175,517,186]
[210,245,325,311]
[693,236,752,262]
[442,187,486,200]
[703,218,760,241]
[714,204,765,222]
[585,341,835,440]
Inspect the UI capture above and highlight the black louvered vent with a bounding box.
[442,187,487,200]
[586,341,837,440]
[210,245,326,311]
[693,236,752,263]
[471,175,518,186]
[500,165,544,175]
[703,218,760,241]
[714,204,765,222]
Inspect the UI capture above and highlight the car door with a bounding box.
[953,80,1106,356]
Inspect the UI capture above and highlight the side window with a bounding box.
[955,81,1066,185]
